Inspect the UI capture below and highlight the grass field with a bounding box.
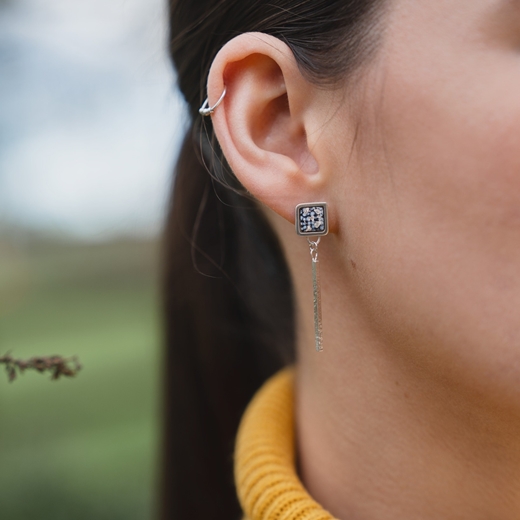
[0,234,161,520]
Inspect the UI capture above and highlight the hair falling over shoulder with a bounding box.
[161,1,385,518]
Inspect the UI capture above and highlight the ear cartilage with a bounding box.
[295,202,328,352]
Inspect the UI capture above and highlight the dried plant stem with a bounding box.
[0,353,82,382]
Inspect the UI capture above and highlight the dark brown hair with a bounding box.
[161,1,386,518]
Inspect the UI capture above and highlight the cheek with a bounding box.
[340,44,520,401]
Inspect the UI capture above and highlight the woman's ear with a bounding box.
[205,32,333,227]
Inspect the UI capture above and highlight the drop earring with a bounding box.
[295,202,329,352]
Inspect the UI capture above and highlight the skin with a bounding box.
[207,0,520,518]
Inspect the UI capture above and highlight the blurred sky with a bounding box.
[0,0,186,239]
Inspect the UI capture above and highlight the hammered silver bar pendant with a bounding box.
[295,202,329,352]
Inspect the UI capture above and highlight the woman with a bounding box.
[162,0,520,518]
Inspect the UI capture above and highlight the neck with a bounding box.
[262,206,520,519]
[294,280,520,520]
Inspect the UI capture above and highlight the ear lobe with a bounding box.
[206,32,323,226]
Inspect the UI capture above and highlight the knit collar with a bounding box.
[234,366,338,520]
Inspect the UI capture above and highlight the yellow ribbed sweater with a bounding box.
[234,366,339,520]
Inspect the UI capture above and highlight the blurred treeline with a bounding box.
[0,229,160,519]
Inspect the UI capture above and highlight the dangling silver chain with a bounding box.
[308,237,323,352]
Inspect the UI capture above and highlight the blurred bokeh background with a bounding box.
[0,0,185,518]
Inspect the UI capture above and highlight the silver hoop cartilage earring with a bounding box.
[199,86,227,116]
[295,202,329,352]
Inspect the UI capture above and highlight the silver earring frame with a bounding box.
[295,202,329,237]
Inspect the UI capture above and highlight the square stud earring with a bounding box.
[295,202,329,352]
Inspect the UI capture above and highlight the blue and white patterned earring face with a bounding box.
[295,203,329,236]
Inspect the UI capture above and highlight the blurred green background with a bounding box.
[0,0,181,516]
[0,232,161,519]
